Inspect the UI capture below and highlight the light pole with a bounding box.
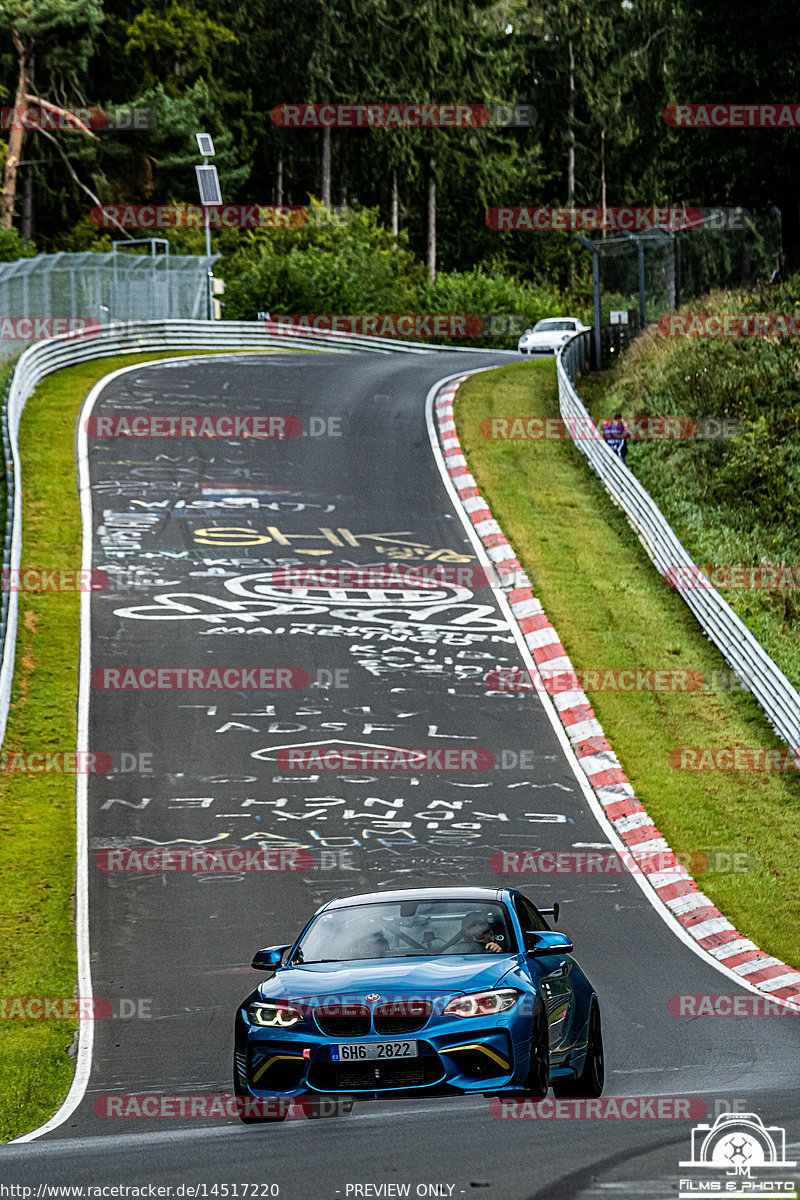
[195,133,221,321]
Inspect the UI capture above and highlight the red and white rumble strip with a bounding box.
[434,376,800,1009]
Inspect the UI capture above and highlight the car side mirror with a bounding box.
[251,944,291,970]
[526,931,574,958]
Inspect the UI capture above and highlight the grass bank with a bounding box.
[589,277,800,691]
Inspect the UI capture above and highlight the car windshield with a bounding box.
[533,319,575,332]
[290,900,517,963]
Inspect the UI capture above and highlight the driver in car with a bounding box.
[454,912,504,954]
[350,930,391,958]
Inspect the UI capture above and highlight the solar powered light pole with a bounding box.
[195,133,221,320]
[575,235,602,369]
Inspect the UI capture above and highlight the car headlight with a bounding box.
[443,988,521,1018]
[246,1001,303,1028]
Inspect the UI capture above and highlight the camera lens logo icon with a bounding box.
[680,1113,797,1170]
[722,1137,752,1167]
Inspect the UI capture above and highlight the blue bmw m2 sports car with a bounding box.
[234,886,603,1121]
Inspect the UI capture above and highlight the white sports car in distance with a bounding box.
[518,317,590,355]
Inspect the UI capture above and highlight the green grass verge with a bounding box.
[456,359,800,967]
[0,348,298,1142]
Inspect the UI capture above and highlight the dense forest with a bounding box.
[0,0,798,289]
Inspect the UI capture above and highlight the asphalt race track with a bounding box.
[2,351,799,1197]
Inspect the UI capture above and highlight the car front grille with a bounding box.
[314,1005,371,1037]
[308,1056,444,1092]
[372,1001,431,1034]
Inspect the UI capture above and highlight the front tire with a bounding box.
[552,1000,604,1099]
[521,999,550,1098]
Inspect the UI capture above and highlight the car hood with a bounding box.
[258,955,518,1002]
[521,330,571,344]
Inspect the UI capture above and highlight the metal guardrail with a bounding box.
[557,329,800,754]
[0,318,514,748]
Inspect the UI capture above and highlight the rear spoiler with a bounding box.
[539,903,560,923]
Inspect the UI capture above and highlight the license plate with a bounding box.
[331,1040,418,1062]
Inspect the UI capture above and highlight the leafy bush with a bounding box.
[418,268,575,346]
[219,202,578,346]
[0,229,38,262]
[219,203,422,319]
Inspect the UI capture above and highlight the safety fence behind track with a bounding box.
[0,252,218,359]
